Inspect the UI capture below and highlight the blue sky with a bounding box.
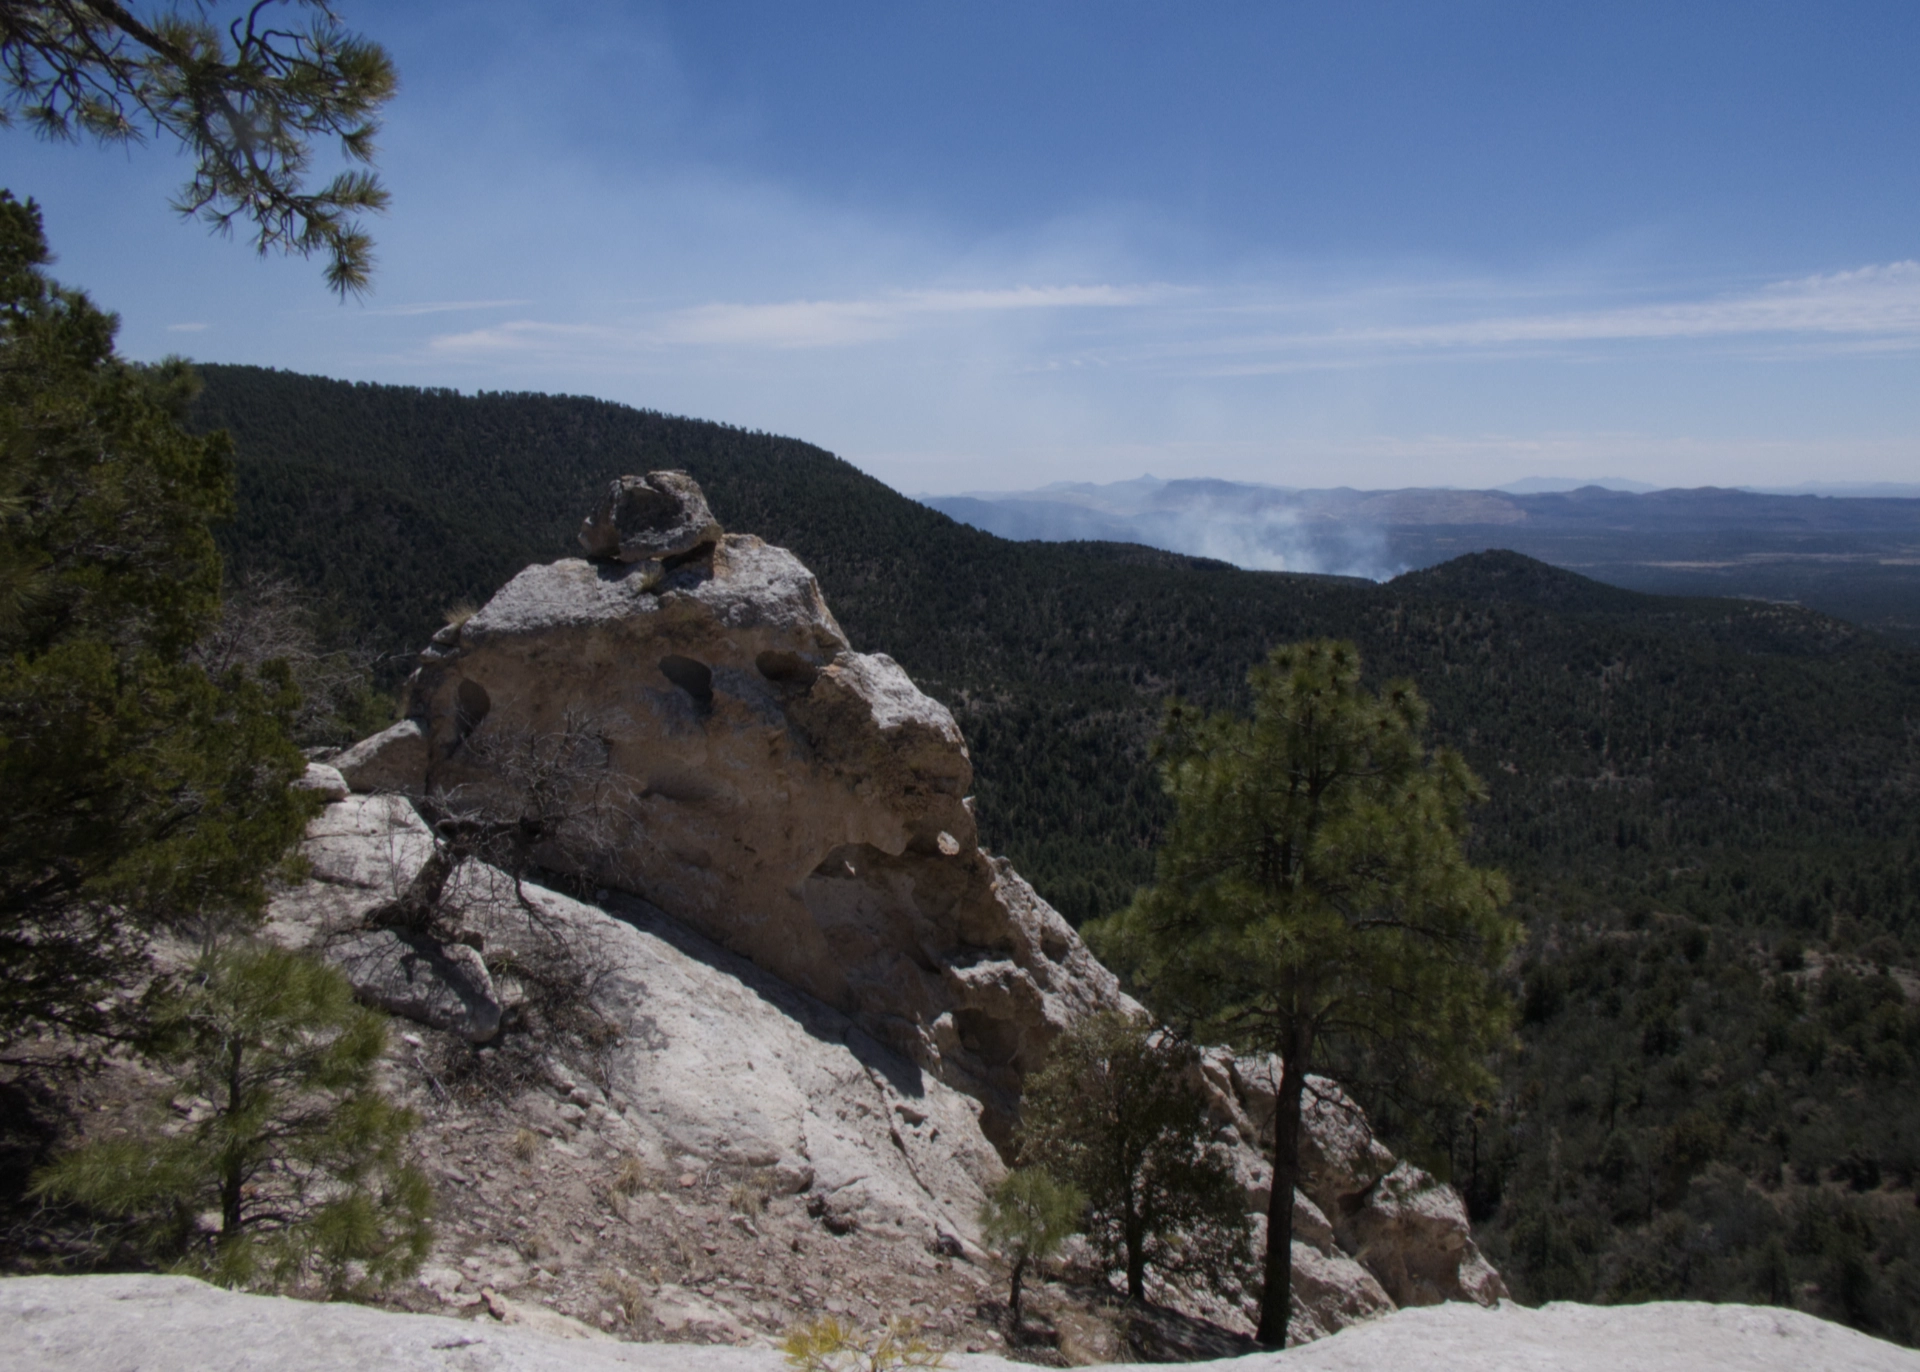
[7,1,1919,492]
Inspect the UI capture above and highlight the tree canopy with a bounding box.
[1018,1011,1251,1307]
[0,191,309,1055]
[978,1166,1084,1333]
[1,0,396,294]
[1091,639,1519,1345]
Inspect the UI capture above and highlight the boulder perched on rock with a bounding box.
[332,719,430,796]
[292,760,349,802]
[577,471,723,565]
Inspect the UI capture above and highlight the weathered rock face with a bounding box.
[268,794,1002,1247]
[318,470,1504,1339]
[349,479,1128,1142]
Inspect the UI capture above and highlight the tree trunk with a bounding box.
[1125,1207,1146,1301]
[1009,1253,1027,1331]
[221,1037,244,1234]
[1256,1021,1314,1348]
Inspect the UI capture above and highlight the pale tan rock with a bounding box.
[13,1273,1920,1372]
[333,718,430,795]
[293,761,349,802]
[1287,1240,1396,1344]
[268,811,1005,1249]
[298,793,436,893]
[482,1290,610,1341]
[1214,1053,1508,1311]
[383,525,1130,1141]
[331,928,502,1044]
[1335,1161,1509,1309]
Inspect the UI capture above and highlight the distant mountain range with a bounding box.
[919,477,1920,643]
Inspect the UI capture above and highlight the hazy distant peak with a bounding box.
[1496,476,1662,494]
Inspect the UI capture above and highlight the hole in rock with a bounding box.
[658,655,714,712]
[454,678,491,743]
[755,650,819,687]
[952,1008,1022,1069]
[810,845,860,879]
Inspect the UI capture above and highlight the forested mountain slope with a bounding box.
[190,364,1920,1340]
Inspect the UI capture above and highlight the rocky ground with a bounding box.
[374,1043,1019,1356]
[10,1274,1920,1372]
[362,1011,1263,1365]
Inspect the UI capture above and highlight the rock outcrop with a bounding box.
[344,481,1126,1143]
[1195,1052,1505,1325]
[311,471,1502,1340]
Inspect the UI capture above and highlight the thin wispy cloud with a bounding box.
[1177,261,1920,375]
[427,320,632,356]
[659,284,1166,348]
[426,284,1166,359]
[422,263,1920,373]
[1341,261,1920,347]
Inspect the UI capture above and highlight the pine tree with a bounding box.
[0,191,310,1055]
[2,1,396,294]
[1017,1011,1252,1305]
[1090,639,1519,1346]
[32,942,432,1292]
[978,1167,1084,1333]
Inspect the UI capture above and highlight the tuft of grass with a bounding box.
[509,1127,540,1162]
[443,599,479,627]
[781,1315,945,1370]
[729,1172,773,1214]
[599,1270,647,1325]
[613,1153,652,1197]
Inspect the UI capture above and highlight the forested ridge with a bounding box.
[192,364,1920,1340]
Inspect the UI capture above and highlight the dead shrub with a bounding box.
[729,1172,774,1215]
[599,1270,646,1325]
[613,1153,652,1197]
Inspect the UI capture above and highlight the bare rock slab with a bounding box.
[9,1276,1920,1372]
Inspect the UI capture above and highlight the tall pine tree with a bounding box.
[1091,639,1519,1346]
